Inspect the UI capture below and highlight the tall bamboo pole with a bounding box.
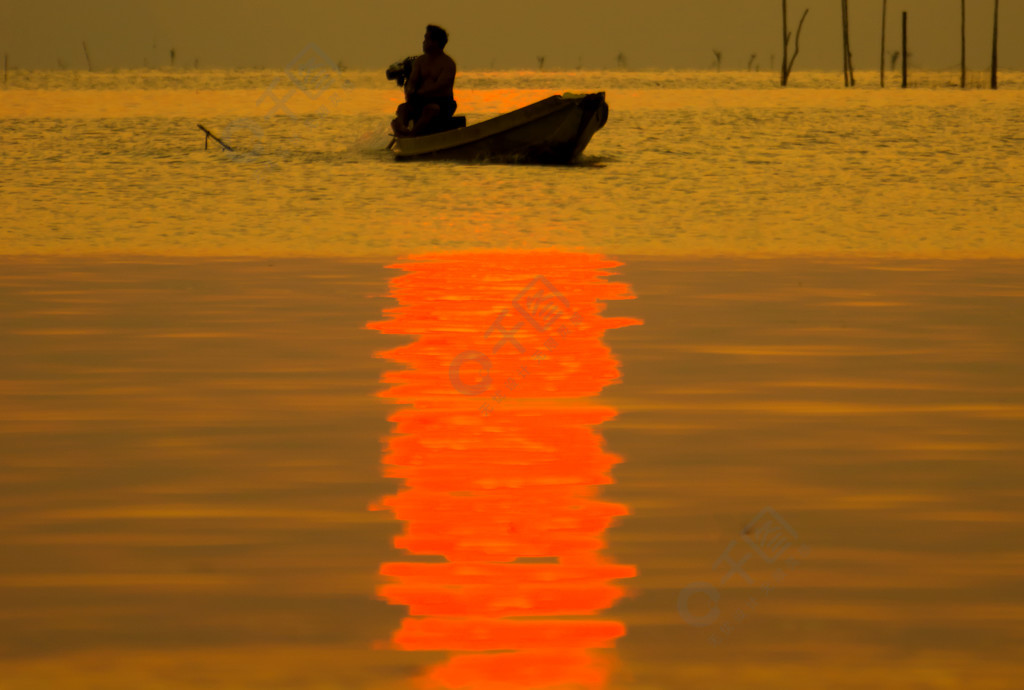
[846,0,855,85]
[991,0,999,89]
[844,1,850,86]
[782,0,789,86]
[902,12,908,88]
[843,0,851,85]
[961,0,966,88]
[82,41,92,71]
[880,0,887,87]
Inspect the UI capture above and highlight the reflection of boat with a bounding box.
[389,92,609,164]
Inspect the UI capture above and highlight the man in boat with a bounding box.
[391,25,457,137]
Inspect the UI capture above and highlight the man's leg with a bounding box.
[391,103,412,136]
[408,103,441,136]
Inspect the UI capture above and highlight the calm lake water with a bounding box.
[3,68,1024,256]
[1,69,1023,689]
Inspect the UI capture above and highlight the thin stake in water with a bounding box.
[197,124,233,152]
[880,0,887,87]
[902,12,908,88]
[841,0,854,87]
[961,0,966,89]
[780,0,809,87]
[991,0,999,90]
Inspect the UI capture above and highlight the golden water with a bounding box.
[1,70,1023,689]
[3,70,1023,257]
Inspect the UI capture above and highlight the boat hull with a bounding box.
[390,92,608,164]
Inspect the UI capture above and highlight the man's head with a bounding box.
[423,24,448,53]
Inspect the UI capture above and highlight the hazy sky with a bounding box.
[1,0,1020,72]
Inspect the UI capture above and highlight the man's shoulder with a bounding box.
[419,53,456,67]
[438,54,456,76]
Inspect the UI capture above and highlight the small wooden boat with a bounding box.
[389,92,608,164]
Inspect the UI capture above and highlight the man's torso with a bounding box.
[414,53,456,100]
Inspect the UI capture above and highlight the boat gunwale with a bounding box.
[391,92,603,158]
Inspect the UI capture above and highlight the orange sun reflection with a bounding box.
[368,250,642,689]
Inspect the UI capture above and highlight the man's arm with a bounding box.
[404,58,423,97]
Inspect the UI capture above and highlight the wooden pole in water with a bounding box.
[880,0,887,87]
[840,0,855,86]
[991,0,999,89]
[901,12,908,88]
[781,6,808,88]
[844,0,855,86]
[782,0,789,86]
[82,41,92,72]
[841,0,849,86]
[197,124,233,151]
[960,0,966,88]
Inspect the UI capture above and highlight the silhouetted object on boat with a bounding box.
[386,56,416,87]
[170,48,176,67]
[389,93,608,165]
[880,0,887,86]
[780,0,809,86]
[616,52,627,69]
[82,41,92,71]
[747,53,757,71]
[841,0,855,86]
[902,12,908,88]
[537,56,545,70]
[197,124,233,151]
[991,0,999,89]
[712,50,722,72]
